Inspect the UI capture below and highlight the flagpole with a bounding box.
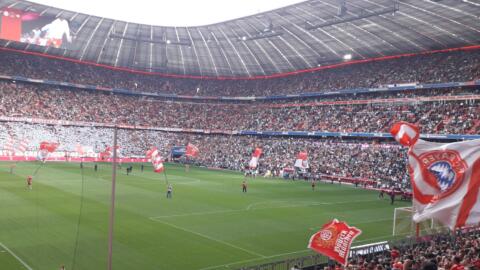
[107,126,118,270]
[163,167,169,185]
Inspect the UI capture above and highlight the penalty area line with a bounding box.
[0,242,33,270]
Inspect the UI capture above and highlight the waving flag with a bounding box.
[308,219,361,265]
[294,151,309,169]
[186,143,199,158]
[146,147,164,173]
[38,141,59,162]
[249,147,262,169]
[391,122,480,229]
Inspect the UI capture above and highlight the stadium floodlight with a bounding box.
[343,54,352,60]
[166,39,171,44]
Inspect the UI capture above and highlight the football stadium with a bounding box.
[0,0,479,269]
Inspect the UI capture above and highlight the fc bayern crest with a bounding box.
[419,150,467,198]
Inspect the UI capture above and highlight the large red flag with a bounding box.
[308,219,361,265]
[186,143,199,158]
[391,122,480,229]
[39,141,58,152]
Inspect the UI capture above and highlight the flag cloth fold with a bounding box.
[186,143,199,158]
[249,147,262,169]
[308,219,361,265]
[391,122,480,229]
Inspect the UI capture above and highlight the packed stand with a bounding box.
[0,48,478,96]
[0,80,479,135]
[343,229,480,270]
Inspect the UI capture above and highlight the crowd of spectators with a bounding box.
[341,229,480,270]
[1,80,478,134]
[0,122,407,187]
[0,48,478,96]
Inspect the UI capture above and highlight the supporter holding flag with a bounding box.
[146,147,165,173]
[294,150,309,170]
[184,142,199,172]
[38,141,59,162]
[391,122,480,229]
[249,147,262,169]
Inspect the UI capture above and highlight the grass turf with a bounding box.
[0,161,411,270]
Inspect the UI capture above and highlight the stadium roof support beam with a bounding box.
[305,5,399,30]
[301,1,399,54]
[109,32,191,47]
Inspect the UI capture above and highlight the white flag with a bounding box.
[391,122,480,229]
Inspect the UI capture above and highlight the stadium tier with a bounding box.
[0,48,479,96]
[1,1,480,270]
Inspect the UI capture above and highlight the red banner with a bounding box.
[186,143,199,158]
[308,219,361,265]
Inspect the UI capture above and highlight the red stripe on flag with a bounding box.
[455,158,480,228]
[411,178,435,204]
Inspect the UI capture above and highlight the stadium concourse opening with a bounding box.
[1,0,480,270]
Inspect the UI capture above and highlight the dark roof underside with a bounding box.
[0,0,479,77]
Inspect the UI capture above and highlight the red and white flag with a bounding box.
[249,147,262,169]
[146,147,164,173]
[391,122,480,229]
[38,141,59,162]
[294,151,309,169]
[308,219,362,265]
[186,143,199,158]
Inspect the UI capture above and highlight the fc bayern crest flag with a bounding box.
[308,219,361,265]
[391,122,480,229]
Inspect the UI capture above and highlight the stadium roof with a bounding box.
[1,0,479,78]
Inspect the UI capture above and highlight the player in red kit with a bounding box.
[27,175,33,190]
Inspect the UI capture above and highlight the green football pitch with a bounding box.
[0,161,411,270]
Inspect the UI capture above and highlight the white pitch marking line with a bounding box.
[151,199,380,219]
[308,217,394,231]
[0,242,33,270]
[149,218,266,258]
[152,209,245,218]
